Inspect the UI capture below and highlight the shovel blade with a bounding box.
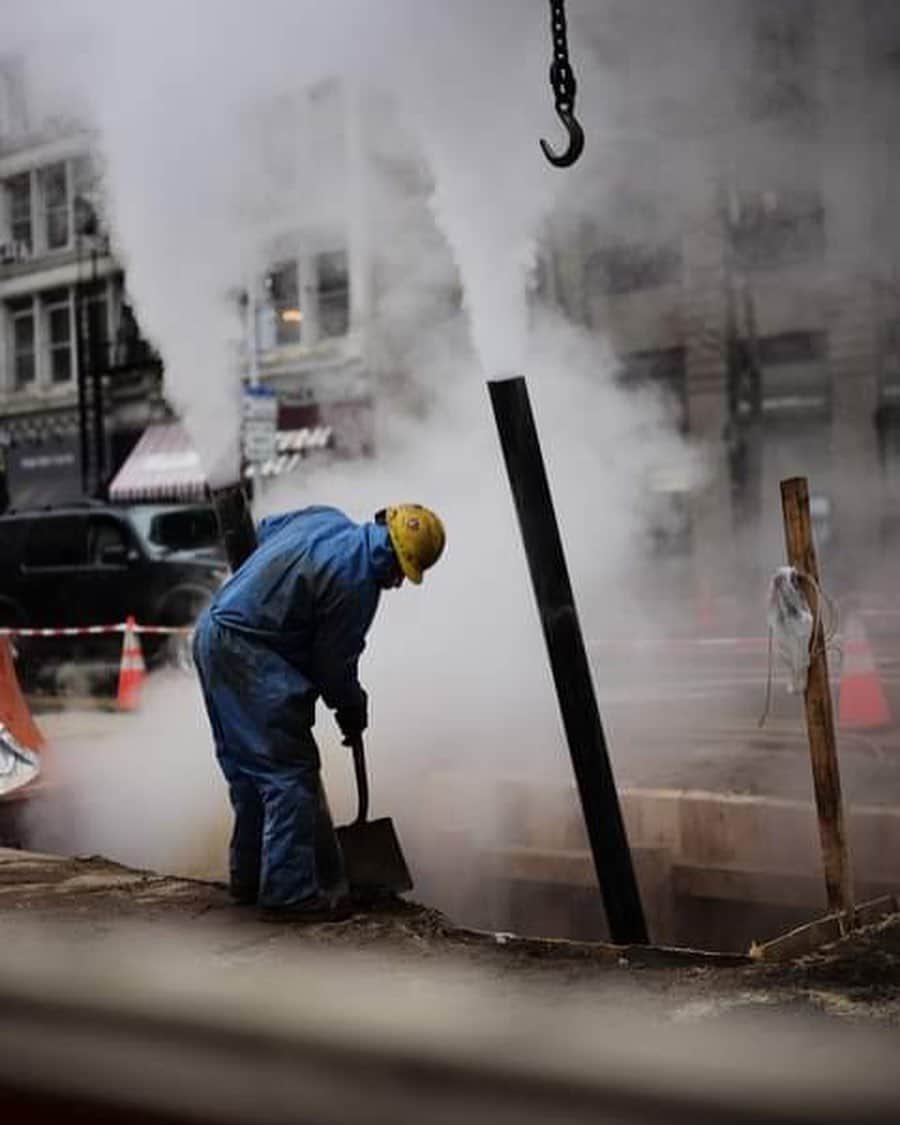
[337,816,413,895]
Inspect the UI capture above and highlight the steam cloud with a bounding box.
[10,1,704,928]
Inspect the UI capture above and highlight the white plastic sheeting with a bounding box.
[766,566,815,695]
[0,721,40,798]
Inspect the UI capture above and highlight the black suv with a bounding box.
[0,502,228,683]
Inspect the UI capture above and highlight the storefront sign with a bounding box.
[6,434,82,509]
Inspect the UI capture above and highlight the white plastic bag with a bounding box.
[766,566,814,694]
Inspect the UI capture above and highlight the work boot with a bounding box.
[229,881,259,907]
[230,888,258,907]
[258,893,354,924]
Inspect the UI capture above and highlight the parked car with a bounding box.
[0,501,228,688]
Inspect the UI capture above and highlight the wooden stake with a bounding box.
[780,476,853,916]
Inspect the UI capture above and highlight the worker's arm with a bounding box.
[309,597,371,735]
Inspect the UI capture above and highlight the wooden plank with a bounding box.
[780,476,853,915]
[750,895,898,962]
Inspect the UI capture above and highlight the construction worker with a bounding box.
[193,504,445,922]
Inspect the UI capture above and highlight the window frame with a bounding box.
[257,248,351,355]
[728,189,826,271]
[4,155,100,258]
[9,297,36,390]
[40,160,70,252]
[586,241,683,297]
[265,258,302,348]
[44,288,75,385]
[6,171,32,252]
[757,331,830,416]
[315,249,350,339]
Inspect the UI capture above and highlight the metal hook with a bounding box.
[540,107,584,169]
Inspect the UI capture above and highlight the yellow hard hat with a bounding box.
[385,504,445,585]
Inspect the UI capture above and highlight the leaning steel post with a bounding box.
[488,375,648,945]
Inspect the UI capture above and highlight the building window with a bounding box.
[746,0,817,119]
[6,282,113,393]
[4,156,101,261]
[586,241,682,296]
[9,298,35,389]
[41,161,70,251]
[7,172,32,252]
[756,331,829,414]
[866,1,900,70]
[728,188,825,270]
[72,155,101,237]
[45,289,74,384]
[317,250,350,338]
[258,250,351,353]
[265,260,301,347]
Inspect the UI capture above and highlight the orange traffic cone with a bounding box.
[838,614,891,730]
[0,637,44,751]
[117,616,146,712]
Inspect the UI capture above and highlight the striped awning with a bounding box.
[108,422,207,503]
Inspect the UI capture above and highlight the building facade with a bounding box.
[235,78,377,478]
[5,4,898,593]
[547,0,900,595]
[0,54,166,511]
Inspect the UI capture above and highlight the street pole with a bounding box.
[74,234,90,496]
[88,243,106,497]
[780,476,853,917]
[488,375,648,945]
[210,483,257,573]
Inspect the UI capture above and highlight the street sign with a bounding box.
[242,387,278,464]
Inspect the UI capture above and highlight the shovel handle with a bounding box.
[347,734,369,825]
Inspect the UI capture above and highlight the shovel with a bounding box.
[336,733,413,896]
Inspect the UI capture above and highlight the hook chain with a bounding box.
[548,0,576,116]
[541,0,584,168]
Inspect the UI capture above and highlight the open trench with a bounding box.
[404,772,900,954]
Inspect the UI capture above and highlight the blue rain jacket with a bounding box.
[210,505,396,716]
[193,506,396,907]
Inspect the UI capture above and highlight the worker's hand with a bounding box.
[336,701,368,745]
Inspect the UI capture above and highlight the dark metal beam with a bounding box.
[209,482,258,572]
[74,266,90,496]
[488,375,648,945]
[88,246,106,496]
